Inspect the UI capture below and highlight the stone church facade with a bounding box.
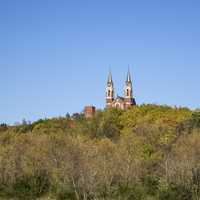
[106,70,136,109]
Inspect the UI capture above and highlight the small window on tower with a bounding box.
[108,90,111,97]
[127,89,129,96]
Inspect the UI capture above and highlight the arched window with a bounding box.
[108,90,111,97]
[126,89,129,96]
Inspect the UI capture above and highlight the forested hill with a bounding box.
[0,104,200,200]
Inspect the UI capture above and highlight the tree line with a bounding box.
[0,104,199,200]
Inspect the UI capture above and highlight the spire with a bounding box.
[124,68,133,99]
[107,70,113,84]
[106,69,114,107]
[126,68,132,83]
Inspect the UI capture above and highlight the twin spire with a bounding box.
[106,69,136,109]
[107,69,132,85]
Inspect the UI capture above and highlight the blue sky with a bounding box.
[0,0,200,124]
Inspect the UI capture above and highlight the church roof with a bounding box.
[116,95,124,100]
[115,95,125,101]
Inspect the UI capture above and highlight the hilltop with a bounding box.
[0,104,199,200]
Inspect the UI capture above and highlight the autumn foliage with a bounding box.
[0,104,199,200]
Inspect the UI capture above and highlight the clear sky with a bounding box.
[0,0,200,124]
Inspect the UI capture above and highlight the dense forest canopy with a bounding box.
[0,104,199,200]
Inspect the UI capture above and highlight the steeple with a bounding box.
[124,68,136,107]
[125,69,133,97]
[126,68,132,83]
[106,70,114,108]
[107,70,113,85]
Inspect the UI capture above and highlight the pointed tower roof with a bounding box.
[107,70,113,84]
[126,68,132,83]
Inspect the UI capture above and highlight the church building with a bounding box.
[106,70,136,109]
[84,70,136,118]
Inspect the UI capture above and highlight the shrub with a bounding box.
[3,171,50,200]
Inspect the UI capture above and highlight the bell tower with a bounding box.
[124,69,136,108]
[106,71,114,108]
